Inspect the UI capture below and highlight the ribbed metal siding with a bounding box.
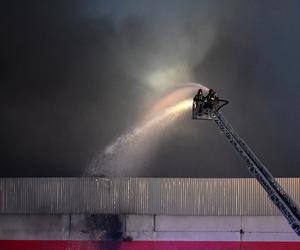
[0,178,299,215]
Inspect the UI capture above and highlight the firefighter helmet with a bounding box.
[209,88,215,95]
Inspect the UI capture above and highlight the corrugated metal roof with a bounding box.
[0,178,299,215]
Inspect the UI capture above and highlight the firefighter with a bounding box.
[205,88,219,110]
[193,88,204,114]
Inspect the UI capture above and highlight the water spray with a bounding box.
[85,83,208,176]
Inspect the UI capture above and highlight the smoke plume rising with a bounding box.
[1,1,299,177]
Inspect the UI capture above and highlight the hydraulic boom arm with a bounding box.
[212,111,300,236]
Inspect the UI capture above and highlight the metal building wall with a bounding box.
[0,178,299,215]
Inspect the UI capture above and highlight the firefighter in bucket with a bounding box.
[204,88,219,111]
[193,88,205,115]
[192,88,225,120]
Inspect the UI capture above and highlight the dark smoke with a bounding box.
[1,1,299,177]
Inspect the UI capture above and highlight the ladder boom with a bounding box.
[212,112,300,236]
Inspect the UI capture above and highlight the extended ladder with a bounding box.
[212,111,300,236]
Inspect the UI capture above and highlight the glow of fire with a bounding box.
[145,65,191,92]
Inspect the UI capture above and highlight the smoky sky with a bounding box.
[1,0,299,177]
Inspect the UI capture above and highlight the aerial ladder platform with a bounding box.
[192,90,300,236]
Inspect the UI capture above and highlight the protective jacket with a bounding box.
[193,93,205,103]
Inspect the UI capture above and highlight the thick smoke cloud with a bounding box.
[1,1,299,177]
